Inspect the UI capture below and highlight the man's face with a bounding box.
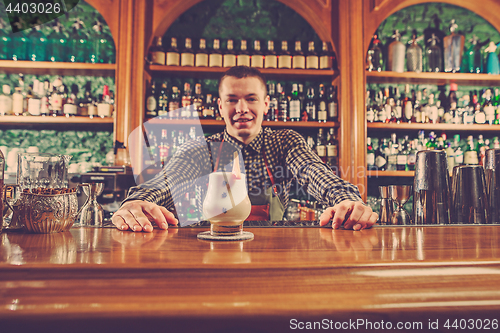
[218,76,269,145]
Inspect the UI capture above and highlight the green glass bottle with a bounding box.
[11,20,28,61]
[89,19,115,63]
[28,24,48,61]
[0,18,12,60]
[48,19,68,62]
[69,19,89,63]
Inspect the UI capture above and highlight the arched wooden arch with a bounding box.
[363,0,500,54]
[151,0,337,53]
[85,0,120,47]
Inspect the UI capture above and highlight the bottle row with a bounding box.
[367,131,500,173]
[366,84,500,125]
[148,37,337,70]
[145,80,338,123]
[0,17,115,63]
[143,126,339,171]
[0,76,114,118]
[367,19,500,74]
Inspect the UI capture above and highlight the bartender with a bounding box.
[112,66,378,232]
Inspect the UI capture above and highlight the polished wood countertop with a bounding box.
[1,225,500,332]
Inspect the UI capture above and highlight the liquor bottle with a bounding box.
[63,84,78,117]
[223,39,237,67]
[366,91,375,123]
[159,129,170,167]
[158,82,169,118]
[180,38,195,66]
[0,85,12,116]
[463,135,478,165]
[237,40,250,67]
[209,38,223,67]
[319,41,335,70]
[453,134,464,166]
[427,94,439,124]
[375,138,389,171]
[193,83,203,119]
[169,86,180,119]
[316,128,327,163]
[306,87,317,122]
[49,78,64,116]
[464,35,487,74]
[483,89,495,125]
[27,25,48,61]
[181,82,193,119]
[495,88,500,125]
[145,81,158,119]
[382,87,393,123]
[186,197,199,222]
[327,85,338,121]
[386,133,398,171]
[25,82,39,116]
[366,34,384,71]
[202,94,215,119]
[326,128,338,169]
[278,41,292,69]
[42,82,53,117]
[445,141,455,174]
[289,83,301,121]
[375,90,386,122]
[48,19,68,62]
[402,85,413,123]
[426,33,442,72]
[97,85,113,118]
[90,19,113,63]
[317,84,327,123]
[11,19,28,61]
[277,83,288,122]
[413,90,423,123]
[267,83,278,121]
[387,30,405,73]
[0,18,12,60]
[166,37,180,66]
[78,81,92,117]
[443,20,465,73]
[407,140,417,171]
[478,135,487,166]
[366,137,376,170]
[250,40,264,68]
[69,18,89,63]
[437,85,448,122]
[306,41,318,69]
[406,30,423,72]
[292,41,305,69]
[298,84,305,115]
[264,40,277,69]
[396,139,408,171]
[474,94,486,124]
[195,38,208,67]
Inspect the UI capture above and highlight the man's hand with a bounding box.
[111,200,178,232]
[319,200,378,231]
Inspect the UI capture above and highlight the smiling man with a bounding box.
[112,66,377,232]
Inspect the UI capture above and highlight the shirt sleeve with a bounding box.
[123,138,212,210]
[282,129,363,206]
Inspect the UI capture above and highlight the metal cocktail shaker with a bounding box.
[413,150,450,225]
[485,148,500,223]
[378,186,393,225]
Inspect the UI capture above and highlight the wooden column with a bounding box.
[338,0,367,200]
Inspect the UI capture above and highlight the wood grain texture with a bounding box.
[1,226,500,332]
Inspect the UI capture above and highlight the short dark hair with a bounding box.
[218,66,268,96]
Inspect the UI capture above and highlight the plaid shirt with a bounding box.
[125,127,362,216]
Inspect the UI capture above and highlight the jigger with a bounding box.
[378,186,393,225]
[485,148,500,224]
[413,150,450,225]
[389,185,412,225]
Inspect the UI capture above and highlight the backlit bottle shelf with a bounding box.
[0,115,114,126]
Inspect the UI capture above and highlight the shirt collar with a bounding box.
[223,127,266,153]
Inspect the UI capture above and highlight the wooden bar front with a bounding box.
[1,225,500,332]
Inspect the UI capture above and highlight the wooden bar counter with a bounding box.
[1,225,500,332]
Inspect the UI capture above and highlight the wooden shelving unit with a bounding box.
[148,65,338,80]
[367,122,500,132]
[367,170,415,177]
[145,118,339,128]
[0,60,116,77]
[366,71,500,86]
[0,115,114,126]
